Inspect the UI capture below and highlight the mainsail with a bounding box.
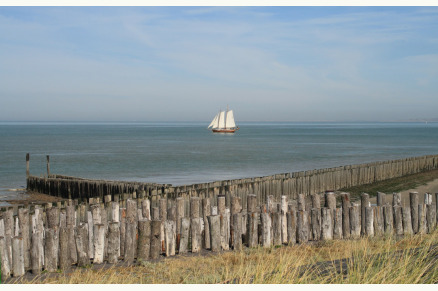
[226,110,236,128]
[218,111,226,129]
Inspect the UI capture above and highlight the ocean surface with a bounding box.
[1,122,437,204]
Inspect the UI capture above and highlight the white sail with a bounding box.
[208,113,220,128]
[226,110,236,128]
[218,111,226,129]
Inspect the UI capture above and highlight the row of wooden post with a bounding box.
[26,154,438,203]
[1,190,438,281]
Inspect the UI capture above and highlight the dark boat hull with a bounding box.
[212,127,239,133]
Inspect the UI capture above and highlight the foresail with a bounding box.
[208,113,219,128]
[226,110,236,128]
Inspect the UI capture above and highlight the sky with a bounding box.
[1,6,438,122]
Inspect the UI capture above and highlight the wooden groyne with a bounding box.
[0,190,437,281]
[26,154,438,209]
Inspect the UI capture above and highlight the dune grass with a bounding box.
[13,229,438,284]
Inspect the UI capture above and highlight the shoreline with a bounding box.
[2,173,438,207]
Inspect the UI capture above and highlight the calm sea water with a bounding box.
[1,122,437,203]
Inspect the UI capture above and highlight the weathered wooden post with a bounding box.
[150,220,161,260]
[361,193,369,236]
[124,199,137,263]
[340,193,351,239]
[286,209,297,245]
[424,193,433,205]
[109,202,119,223]
[333,208,343,239]
[260,212,272,247]
[137,219,152,261]
[402,206,413,235]
[26,153,30,180]
[119,207,126,257]
[410,192,419,233]
[47,207,60,230]
[311,194,321,209]
[46,155,50,176]
[230,196,241,248]
[392,193,402,207]
[75,224,89,267]
[349,204,360,239]
[418,204,427,234]
[280,195,288,244]
[383,204,393,234]
[59,227,70,271]
[93,224,105,264]
[436,193,438,223]
[325,191,336,210]
[1,236,12,281]
[373,206,384,236]
[426,204,436,233]
[247,211,259,248]
[202,198,211,249]
[208,215,221,252]
[191,217,202,253]
[87,210,94,260]
[311,208,321,241]
[365,207,374,237]
[393,206,403,236]
[159,198,167,253]
[141,199,151,220]
[247,194,257,213]
[18,208,30,270]
[217,195,229,250]
[44,228,59,272]
[271,212,282,246]
[178,218,190,254]
[377,192,386,206]
[11,236,24,277]
[233,213,243,250]
[297,210,309,243]
[164,220,176,256]
[321,208,333,240]
[107,222,120,264]
[4,208,13,264]
[297,194,306,211]
[175,197,184,250]
[30,230,42,275]
[151,207,159,221]
[66,205,77,264]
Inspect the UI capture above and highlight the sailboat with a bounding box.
[208,106,239,133]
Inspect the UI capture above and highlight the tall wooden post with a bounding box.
[410,192,419,234]
[361,193,369,236]
[46,155,50,176]
[341,193,350,239]
[26,153,30,178]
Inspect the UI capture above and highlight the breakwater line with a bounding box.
[0,190,437,281]
[26,154,438,208]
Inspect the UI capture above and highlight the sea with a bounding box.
[1,121,437,205]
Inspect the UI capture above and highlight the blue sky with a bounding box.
[1,6,438,122]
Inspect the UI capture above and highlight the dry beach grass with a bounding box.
[11,229,438,284]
